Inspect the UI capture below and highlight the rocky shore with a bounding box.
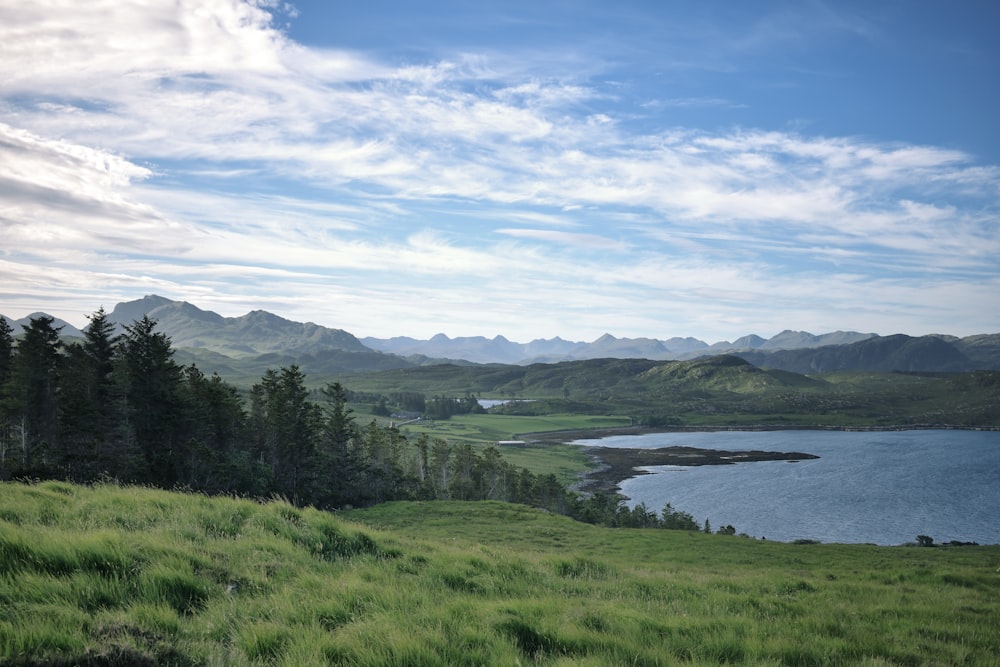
[571,445,819,495]
[522,426,821,496]
[522,423,993,496]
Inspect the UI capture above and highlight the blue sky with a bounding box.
[1,0,998,343]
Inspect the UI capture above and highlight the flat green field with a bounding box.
[3,481,998,666]
[397,413,630,484]
[398,412,633,442]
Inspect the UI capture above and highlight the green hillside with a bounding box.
[3,482,998,666]
[339,356,1000,428]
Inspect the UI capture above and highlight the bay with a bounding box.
[573,430,1000,545]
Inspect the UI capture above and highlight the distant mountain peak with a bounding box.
[105,295,367,357]
[730,334,766,349]
[242,309,286,323]
[10,313,85,338]
[138,294,173,306]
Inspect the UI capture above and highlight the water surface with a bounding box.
[573,430,1000,545]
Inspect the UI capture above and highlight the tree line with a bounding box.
[0,311,571,510]
[0,311,722,532]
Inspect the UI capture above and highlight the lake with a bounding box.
[572,429,1000,545]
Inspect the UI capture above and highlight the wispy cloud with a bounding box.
[0,0,997,341]
[494,228,629,250]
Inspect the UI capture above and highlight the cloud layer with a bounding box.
[1,0,997,341]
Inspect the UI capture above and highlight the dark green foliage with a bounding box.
[423,394,484,420]
[1,316,63,475]
[57,308,122,482]
[250,365,323,504]
[659,502,699,530]
[118,316,185,485]
[338,355,1000,427]
[0,316,13,399]
[0,314,593,518]
[2,312,856,534]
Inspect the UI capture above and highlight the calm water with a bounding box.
[573,430,1000,545]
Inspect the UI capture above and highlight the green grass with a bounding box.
[3,481,999,666]
[397,413,629,484]
[399,412,634,443]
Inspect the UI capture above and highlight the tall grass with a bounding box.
[2,480,998,665]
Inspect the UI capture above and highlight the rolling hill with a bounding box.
[3,482,997,666]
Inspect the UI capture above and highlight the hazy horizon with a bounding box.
[6,293,984,348]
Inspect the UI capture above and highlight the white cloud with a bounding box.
[1,0,997,341]
[495,228,629,250]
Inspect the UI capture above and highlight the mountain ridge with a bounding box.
[360,328,883,364]
[3,295,998,372]
[104,295,370,358]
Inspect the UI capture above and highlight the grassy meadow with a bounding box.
[3,481,999,666]
[397,413,633,443]
[396,413,629,484]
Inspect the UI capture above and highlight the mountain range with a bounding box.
[3,295,999,373]
[359,330,879,364]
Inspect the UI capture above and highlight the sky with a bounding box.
[1,0,998,344]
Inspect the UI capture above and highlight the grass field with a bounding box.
[397,413,633,443]
[396,413,630,484]
[3,481,998,666]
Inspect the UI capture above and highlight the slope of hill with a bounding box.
[107,295,371,357]
[342,355,1000,427]
[735,334,985,373]
[956,333,1000,368]
[758,329,876,350]
[3,482,997,666]
[362,329,880,364]
[2,312,85,338]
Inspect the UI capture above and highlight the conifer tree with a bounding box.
[2,316,62,474]
[0,317,13,473]
[250,365,321,505]
[178,365,252,492]
[0,317,13,391]
[118,316,183,483]
[58,308,121,480]
[429,437,452,499]
[316,381,359,507]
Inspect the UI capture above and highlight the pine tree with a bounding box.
[448,443,478,500]
[429,437,452,499]
[117,316,183,484]
[0,317,13,390]
[1,316,63,474]
[315,382,359,507]
[357,419,408,505]
[249,366,321,505]
[0,317,14,473]
[178,365,252,493]
[58,308,121,481]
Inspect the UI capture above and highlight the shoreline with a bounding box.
[569,445,819,496]
[523,423,1000,443]
[521,423,997,497]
